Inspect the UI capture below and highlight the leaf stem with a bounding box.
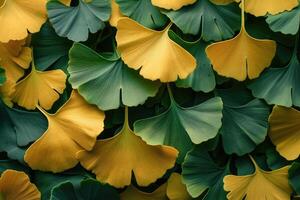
[166,83,175,103]
[249,155,259,170]
[123,106,129,129]
[241,0,245,29]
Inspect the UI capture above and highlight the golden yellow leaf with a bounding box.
[12,65,67,110]
[77,107,178,188]
[206,0,276,81]
[167,173,192,200]
[0,169,40,200]
[24,91,105,173]
[151,0,197,10]
[121,184,168,200]
[0,80,15,107]
[235,0,299,16]
[109,0,124,27]
[59,0,71,5]
[0,39,32,82]
[269,106,300,160]
[223,156,292,200]
[210,0,234,5]
[116,18,196,82]
[0,0,47,42]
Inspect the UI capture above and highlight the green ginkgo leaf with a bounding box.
[266,146,290,170]
[0,100,47,162]
[0,160,30,175]
[289,162,300,194]
[68,43,161,111]
[50,179,120,200]
[34,167,88,200]
[168,31,216,93]
[116,0,168,29]
[32,22,73,71]
[0,67,5,86]
[266,3,300,35]
[163,0,240,41]
[47,0,111,42]
[134,85,223,162]
[218,90,270,155]
[248,44,300,107]
[182,145,230,199]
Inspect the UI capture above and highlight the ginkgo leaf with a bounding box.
[24,91,105,173]
[219,96,270,155]
[182,145,230,199]
[0,170,41,200]
[59,0,71,5]
[116,0,168,29]
[210,0,234,5]
[266,3,300,35]
[168,31,216,93]
[0,100,47,162]
[121,183,168,200]
[68,43,161,111]
[163,0,240,41]
[116,18,196,82]
[235,0,299,16]
[248,47,300,107]
[77,107,178,188]
[206,2,276,81]
[47,0,111,42]
[167,173,193,200]
[223,156,292,200]
[12,64,67,110]
[268,106,300,161]
[134,85,223,162]
[0,0,47,42]
[0,39,32,82]
[50,179,120,200]
[151,0,197,10]
[32,22,73,71]
[109,0,124,27]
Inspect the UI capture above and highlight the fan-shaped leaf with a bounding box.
[116,0,168,28]
[0,0,47,42]
[163,0,240,41]
[68,43,161,111]
[12,65,67,110]
[134,86,223,162]
[24,91,105,173]
[151,0,197,10]
[116,18,196,82]
[182,145,230,199]
[224,156,292,200]
[266,3,300,35]
[47,0,111,42]
[77,107,178,188]
[0,170,41,200]
[121,184,168,200]
[109,0,124,27]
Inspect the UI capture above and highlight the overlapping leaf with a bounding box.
[163,0,240,41]
[68,43,161,111]
[47,0,111,42]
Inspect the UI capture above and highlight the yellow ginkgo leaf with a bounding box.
[0,169,40,200]
[77,107,178,188]
[109,0,124,27]
[121,183,168,200]
[116,18,196,82]
[206,0,276,81]
[0,0,47,42]
[210,0,234,5]
[0,39,32,82]
[223,156,292,200]
[269,106,300,160]
[151,0,197,10]
[12,65,67,110]
[235,0,299,16]
[0,80,15,107]
[167,173,192,200]
[59,0,71,5]
[24,90,105,173]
